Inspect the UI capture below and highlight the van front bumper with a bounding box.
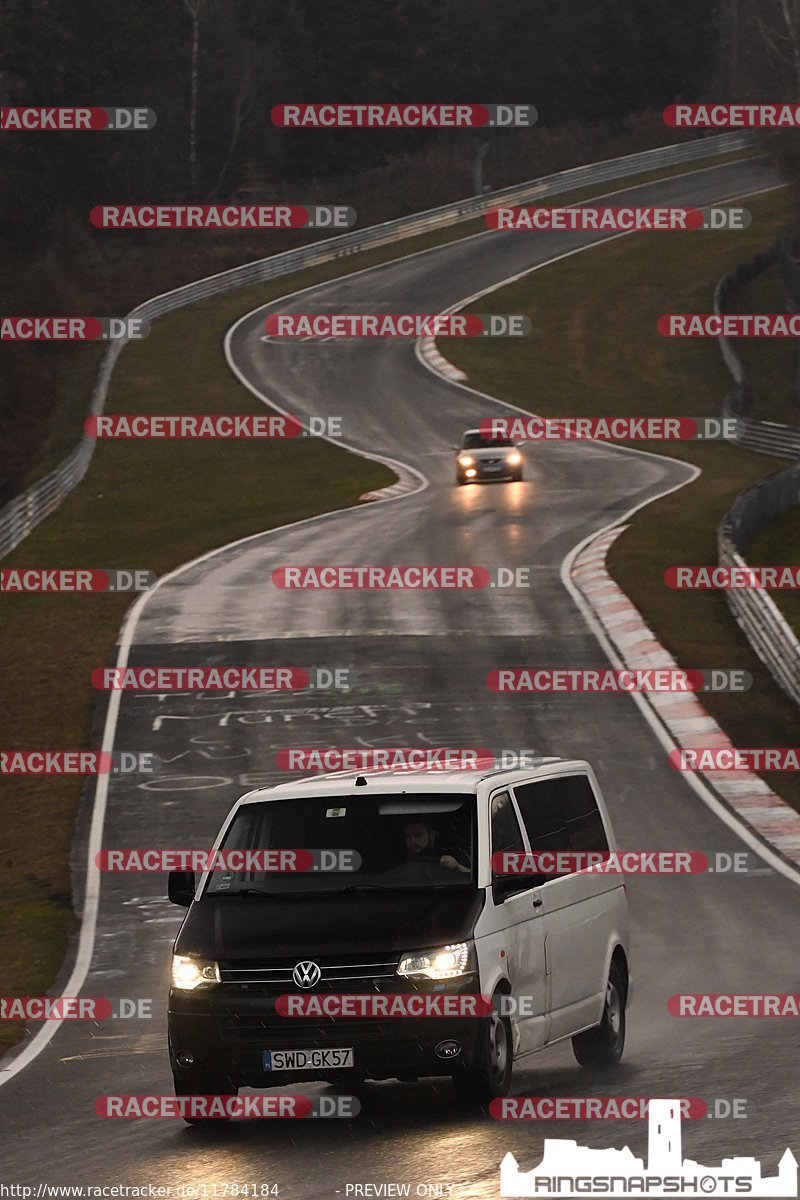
[169,983,485,1088]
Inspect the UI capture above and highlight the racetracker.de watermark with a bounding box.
[487,669,751,693]
[92,667,309,690]
[276,748,492,771]
[91,205,355,230]
[479,416,743,441]
[1,997,151,1019]
[659,313,800,336]
[1,317,148,340]
[271,103,537,127]
[486,206,749,231]
[1,751,157,775]
[84,414,342,439]
[95,848,360,872]
[263,313,530,337]
[94,1094,359,1119]
[490,1097,710,1120]
[669,747,800,771]
[665,565,800,589]
[0,106,156,130]
[669,994,800,1016]
[1,569,155,593]
[271,566,531,588]
[664,102,800,126]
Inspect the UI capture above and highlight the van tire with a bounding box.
[572,962,626,1069]
[452,1002,512,1105]
[173,1072,236,1124]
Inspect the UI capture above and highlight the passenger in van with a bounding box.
[402,818,470,874]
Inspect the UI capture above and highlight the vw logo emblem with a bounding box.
[293,960,321,989]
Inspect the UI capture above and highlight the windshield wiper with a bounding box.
[211,887,272,897]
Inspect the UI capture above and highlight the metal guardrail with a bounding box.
[0,129,757,561]
[714,244,800,456]
[715,250,800,707]
[718,463,800,706]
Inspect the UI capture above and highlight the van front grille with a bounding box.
[218,953,399,991]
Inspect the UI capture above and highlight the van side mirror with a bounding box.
[168,870,196,907]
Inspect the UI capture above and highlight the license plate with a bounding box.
[263,1047,354,1071]
[484,463,502,471]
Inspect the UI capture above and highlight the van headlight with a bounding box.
[171,954,221,990]
[397,942,471,980]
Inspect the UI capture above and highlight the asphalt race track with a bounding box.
[2,157,799,1198]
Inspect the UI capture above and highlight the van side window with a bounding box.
[490,790,530,898]
[558,774,608,852]
[513,779,569,855]
[490,790,525,855]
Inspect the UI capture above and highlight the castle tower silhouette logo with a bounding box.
[500,1099,797,1197]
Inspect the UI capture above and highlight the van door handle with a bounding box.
[531,895,543,908]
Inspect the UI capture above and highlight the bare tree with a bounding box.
[211,47,259,197]
[180,0,215,192]
[754,0,800,92]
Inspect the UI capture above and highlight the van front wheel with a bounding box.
[452,1004,512,1105]
[572,962,626,1069]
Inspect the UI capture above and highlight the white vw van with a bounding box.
[168,758,631,1114]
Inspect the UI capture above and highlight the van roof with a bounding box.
[235,758,588,807]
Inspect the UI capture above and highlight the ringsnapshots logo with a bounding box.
[271,103,537,128]
[499,1099,797,1197]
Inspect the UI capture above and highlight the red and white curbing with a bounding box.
[418,337,468,382]
[358,464,422,503]
[572,526,800,868]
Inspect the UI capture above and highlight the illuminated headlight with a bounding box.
[397,942,471,981]
[171,955,221,991]
[458,455,474,467]
[506,451,522,465]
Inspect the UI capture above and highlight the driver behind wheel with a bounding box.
[402,818,470,874]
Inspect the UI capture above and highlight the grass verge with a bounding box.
[439,186,800,809]
[0,284,395,1058]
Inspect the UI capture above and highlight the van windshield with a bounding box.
[204,794,477,895]
[462,433,514,449]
